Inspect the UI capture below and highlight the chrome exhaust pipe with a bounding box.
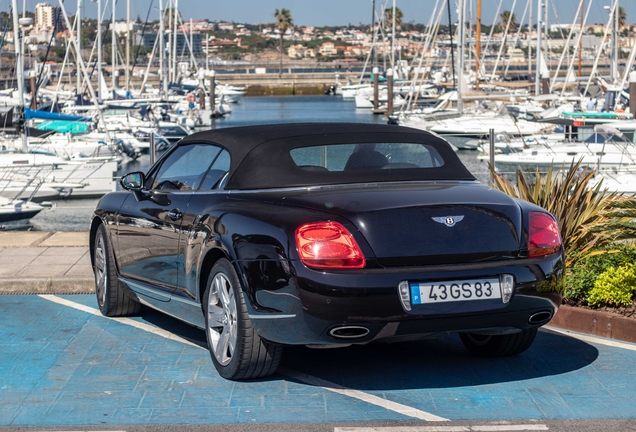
[528,310,553,326]
[329,326,370,339]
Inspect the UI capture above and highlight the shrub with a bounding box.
[586,264,636,307]
[565,244,636,302]
[491,160,636,267]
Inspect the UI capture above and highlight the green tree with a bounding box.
[499,10,518,33]
[384,6,403,30]
[163,7,180,30]
[274,8,293,77]
[618,6,627,27]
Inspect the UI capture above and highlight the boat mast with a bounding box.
[167,0,172,83]
[446,0,456,89]
[528,0,532,81]
[57,0,109,136]
[159,0,167,96]
[173,0,179,79]
[112,0,116,93]
[611,0,619,84]
[578,0,583,77]
[476,0,481,90]
[458,0,465,113]
[371,0,377,69]
[95,0,103,101]
[391,0,395,69]
[77,0,82,93]
[535,0,542,95]
[126,0,131,92]
[11,0,26,152]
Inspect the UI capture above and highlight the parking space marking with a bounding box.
[38,294,446,422]
[544,326,636,352]
[280,368,449,422]
[334,425,549,431]
[39,294,201,348]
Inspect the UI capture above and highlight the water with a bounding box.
[29,96,490,232]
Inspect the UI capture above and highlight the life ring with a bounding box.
[186,93,195,104]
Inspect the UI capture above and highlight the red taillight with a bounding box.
[295,221,366,269]
[528,212,561,258]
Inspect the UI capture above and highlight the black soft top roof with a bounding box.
[178,123,475,190]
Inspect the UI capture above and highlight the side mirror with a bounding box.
[120,172,145,191]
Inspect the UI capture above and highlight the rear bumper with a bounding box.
[242,253,564,346]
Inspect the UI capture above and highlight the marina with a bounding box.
[2,2,636,431]
[2,0,636,230]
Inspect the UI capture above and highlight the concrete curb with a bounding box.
[549,305,636,344]
[0,277,95,294]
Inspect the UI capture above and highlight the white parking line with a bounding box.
[280,368,448,422]
[38,295,447,422]
[39,295,201,348]
[335,427,469,432]
[471,425,549,431]
[543,326,636,352]
[334,424,549,431]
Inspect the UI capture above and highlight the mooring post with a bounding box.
[386,68,394,116]
[209,70,216,117]
[541,70,550,96]
[30,75,37,109]
[630,71,636,117]
[149,132,156,166]
[373,67,379,110]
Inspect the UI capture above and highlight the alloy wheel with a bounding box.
[94,234,107,307]
[206,272,238,366]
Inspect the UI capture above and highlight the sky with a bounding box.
[12,0,636,28]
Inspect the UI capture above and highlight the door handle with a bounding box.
[168,209,183,221]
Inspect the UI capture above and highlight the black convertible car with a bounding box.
[90,123,564,380]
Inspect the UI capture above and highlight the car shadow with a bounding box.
[278,329,599,390]
[135,308,208,348]
[132,307,600,390]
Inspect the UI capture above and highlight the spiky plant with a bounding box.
[490,161,636,266]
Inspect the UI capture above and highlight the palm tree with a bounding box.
[274,8,293,77]
[384,6,403,30]
[618,6,626,27]
[499,10,518,33]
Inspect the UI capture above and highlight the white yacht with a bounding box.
[0,196,44,229]
[0,152,117,198]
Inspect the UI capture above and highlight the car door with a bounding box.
[172,149,232,302]
[116,143,224,298]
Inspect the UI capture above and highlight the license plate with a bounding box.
[410,278,501,305]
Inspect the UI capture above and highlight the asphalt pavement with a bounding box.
[1,231,636,430]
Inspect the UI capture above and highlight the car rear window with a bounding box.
[225,131,474,190]
[289,143,444,172]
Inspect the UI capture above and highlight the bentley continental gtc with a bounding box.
[90,123,564,380]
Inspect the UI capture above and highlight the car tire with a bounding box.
[203,258,283,380]
[93,224,142,317]
[459,328,538,357]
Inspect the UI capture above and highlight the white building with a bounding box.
[110,21,139,34]
[35,3,64,33]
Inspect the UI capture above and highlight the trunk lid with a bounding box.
[274,182,522,266]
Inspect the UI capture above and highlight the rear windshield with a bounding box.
[225,131,474,190]
[290,143,444,171]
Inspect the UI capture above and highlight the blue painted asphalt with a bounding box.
[1,294,636,426]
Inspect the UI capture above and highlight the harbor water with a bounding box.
[29,95,491,232]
